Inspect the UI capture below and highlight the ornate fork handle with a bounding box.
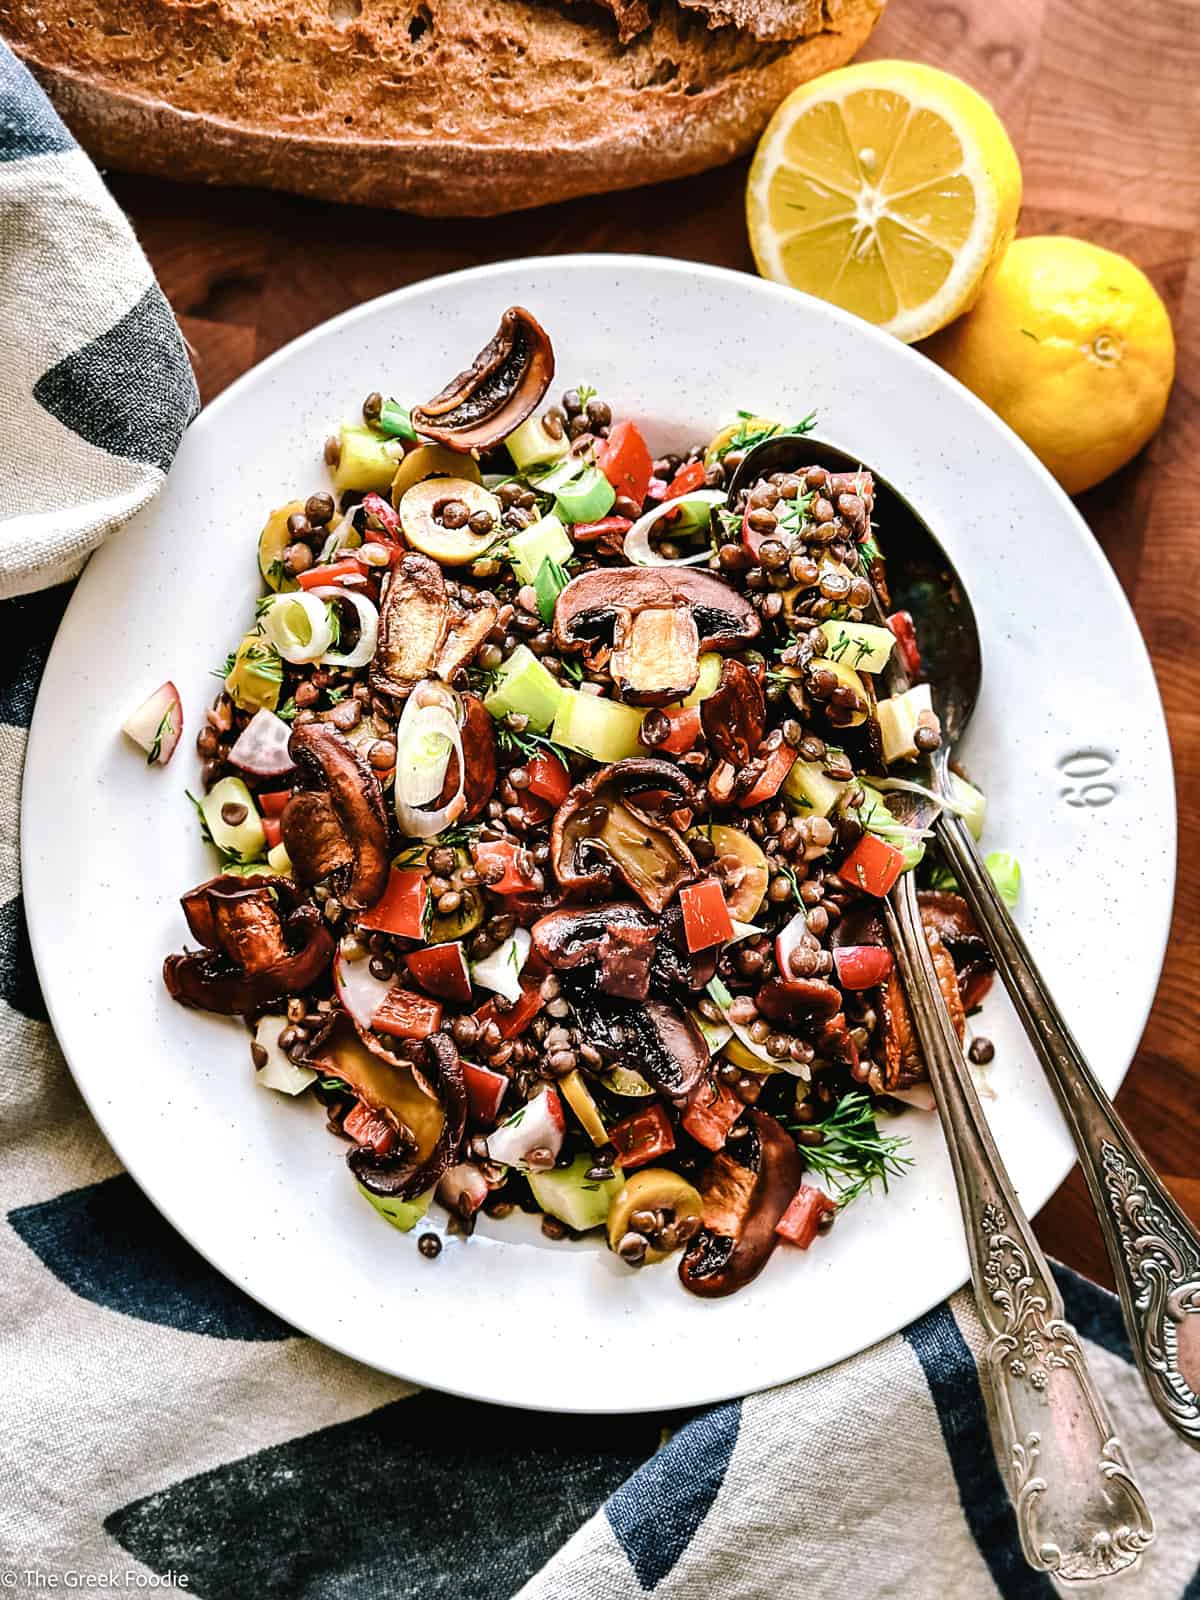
[887,873,1153,1580]
[934,800,1200,1449]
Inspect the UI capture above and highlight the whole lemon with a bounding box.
[924,236,1175,493]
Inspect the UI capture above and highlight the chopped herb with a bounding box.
[533,554,570,626]
[791,1091,913,1208]
[498,726,573,764]
[859,536,882,567]
[560,655,583,683]
[777,863,803,902]
[434,822,482,852]
[467,664,500,695]
[212,651,238,681]
[185,788,216,848]
[576,383,597,408]
[790,410,818,436]
[146,708,174,765]
[318,1075,352,1094]
[1019,328,1040,342]
[774,491,816,541]
[276,696,298,723]
[254,594,275,619]
[266,559,287,590]
[503,1105,527,1129]
[325,685,348,705]
[507,940,522,973]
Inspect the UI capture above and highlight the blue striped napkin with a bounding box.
[2,40,1198,1597]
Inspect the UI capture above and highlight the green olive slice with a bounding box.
[607,1167,703,1264]
[398,477,501,566]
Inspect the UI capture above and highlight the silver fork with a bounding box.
[884,854,1154,1581]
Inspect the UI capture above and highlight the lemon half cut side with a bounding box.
[747,61,1022,344]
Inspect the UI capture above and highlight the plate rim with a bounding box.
[21,254,1177,1412]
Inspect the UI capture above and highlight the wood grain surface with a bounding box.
[102,0,1199,1288]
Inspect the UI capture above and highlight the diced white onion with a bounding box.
[471,928,531,1004]
[624,489,725,567]
[312,587,379,670]
[260,592,333,663]
[319,510,361,564]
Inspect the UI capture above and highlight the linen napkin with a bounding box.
[3,40,1200,1600]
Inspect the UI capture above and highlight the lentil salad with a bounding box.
[156,307,1001,1299]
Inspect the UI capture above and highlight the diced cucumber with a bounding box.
[530,454,587,498]
[357,1181,434,1233]
[257,500,304,592]
[878,683,933,764]
[334,424,399,494]
[527,1153,624,1232]
[950,773,986,841]
[267,840,293,875]
[201,777,266,862]
[509,514,574,586]
[484,644,564,733]
[819,620,894,674]
[555,465,616,525]
[505,414,570,472]
[783,758,849,817]
[986,850,1021,908]
[552,687,645,762]
[680,651,723,708]
[225,635,283,713]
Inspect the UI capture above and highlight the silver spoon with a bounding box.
[728,432,1200,1448]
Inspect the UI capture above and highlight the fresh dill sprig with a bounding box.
[497,726,573,764]
[794,1092,914,1208]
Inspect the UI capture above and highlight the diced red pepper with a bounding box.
[342,1101,397,1156]
[886,611,922,681]
[738,745,798,809]
[474,978,544,1040]
[679,878,735,952]
[666,460,708,499]
[259,789,291,818]
[404,940,473,1004]
[656,705,700,755]
[525,750,571,807]
[837,833,906,898]
[360,492,405,544]
[511,791,552,826]
[742,504,769,559]
[597,420,653,506]
[372,987,444,1040]
[776,1183,838,1248]
[262,816,282,850]
[609,1103,676,1171]
[297,558,372,590]
[462,1061,509,1124]
[357,868,428,939]
[472,839,540,897]
[832,944,894,991]
[682,1074,746,1151]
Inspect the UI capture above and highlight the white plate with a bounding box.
[23,257,1175,1413]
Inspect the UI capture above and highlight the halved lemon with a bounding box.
[747,61,1022,343]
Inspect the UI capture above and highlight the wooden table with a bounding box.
[106,0,1199,1288]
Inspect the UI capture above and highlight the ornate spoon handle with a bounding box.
[886,872,1154,1580]
[935,801,1200,1449]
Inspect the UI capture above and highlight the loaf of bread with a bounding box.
[3,0,883,216]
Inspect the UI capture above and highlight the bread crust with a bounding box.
[5,0,883,216]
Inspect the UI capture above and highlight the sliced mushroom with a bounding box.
[648,903,718,994]
[917,890,996,1010]
[282,723,390,911]
[701,658,766,766]
[305,1018,466,1202]
[679,1110,803,1298]
[164,875,334,1014]
[554,567,761,706]
[435,597,502,681]
[370,553,451,698]
[564,973,708,1099]
[531,903,659,1000]
[755,977,843,1024]
[551,757,698,913]
[411,307,554,454]
[871,921,966,1094]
